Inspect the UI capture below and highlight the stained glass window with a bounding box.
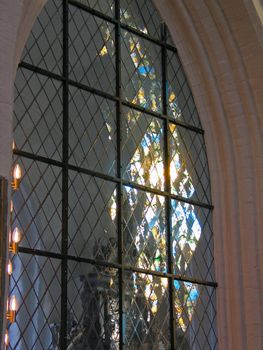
[9,0,217,349]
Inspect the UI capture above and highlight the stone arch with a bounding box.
[0,0,263,349]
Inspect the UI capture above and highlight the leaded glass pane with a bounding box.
[167,51,202,128]
[12,156,62,253]
[69,85,117,175]
[169,124,211,204]
[173,280,217,349]
[67,261,119,349]
[120,0,162,39]
[124,272,170,349]
[123,186,167,272]
[21,0,63,74]
[122,107,164,189]
[171,201,214,281]
[68,171,117,262]
[69,4,116,94]
[121,30,162,112]
[8,254,61,350]
[11,0,216,349]
[76,0,115,17]
[14,68,63,161]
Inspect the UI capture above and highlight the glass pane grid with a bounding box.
[21,0,63,74]
[68,171,118,262]
[172,201,215,282]
[14,68,63,161]
[170,124,211,204]
[69,4,116,94]
[123,186,167,273]
[173,280,217,350]
[12,156,62,253]
[11,0,216,349]
[124,271,170,349]
[69,86,117,175]
[167,51,202,129]
[122,107,164,190]
[75,0,115,17]
[121,30,162,113]
[120,0,162,39]
[8,254,61,350]
[67,261,119,349]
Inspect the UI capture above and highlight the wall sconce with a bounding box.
[9,227,21,254]
[11,164,22,190]
[6,295,17,323]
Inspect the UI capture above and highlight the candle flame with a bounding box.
[10,295,17,311]
[7,260,13,275]
[12,227,21,243]
[13,164,22,180]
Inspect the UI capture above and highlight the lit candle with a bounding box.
[4,330,9,346]
[12,227,21,244]
[11,164,22,190]
[7,260,13,275]
[10,295,17,312]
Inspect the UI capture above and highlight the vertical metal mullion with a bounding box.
[115,1,124,349]
[162,23,176,350]
[60,1,69,349]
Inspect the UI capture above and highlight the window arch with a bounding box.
[9,0,217,349]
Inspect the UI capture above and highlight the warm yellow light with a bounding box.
[13,164,22,180]
[6,296,17,323]
[11,164,22,190]
[12,140,16,151]
[7,260,13,275]
[4,330,9,346]
[10,295,17,312]
[12,227,21,244]
[10,199,13,214]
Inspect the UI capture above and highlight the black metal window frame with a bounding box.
[11,0,217,349]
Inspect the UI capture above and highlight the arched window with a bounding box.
[9,0,217,349]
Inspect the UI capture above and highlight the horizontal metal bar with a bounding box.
[18,62,205,135]
[13,149,213,209]
[170,193,214,210]
[19,61,65,82]
[18,246,217,288]
[68,163,120,184]
[13,149,64,168]
[68,0,178,52]
[68,78,118,102]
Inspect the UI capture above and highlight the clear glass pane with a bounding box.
[167,51,201,128]
[120,0,162,39]
[123,186,167,272]
[69,85,117,175]
[124,271,170,349]
[171,201,214,281]
[21,0,63,74]
[68,261,119,349]
[12,156,62,253]
[122,107,164,190]
[169,124,211,204]
[69,5,116,94]
[68,171,118,262]
[8,254,61,350]
[121,30,162,112]
[14,68,63,161]
[76,0,115,17]
[173,280,217,349]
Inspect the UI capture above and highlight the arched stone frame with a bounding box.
[0,0,262,349]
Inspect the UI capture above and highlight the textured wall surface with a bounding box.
[0,0,263,349]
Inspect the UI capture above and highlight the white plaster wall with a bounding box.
[0,0,262,349]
